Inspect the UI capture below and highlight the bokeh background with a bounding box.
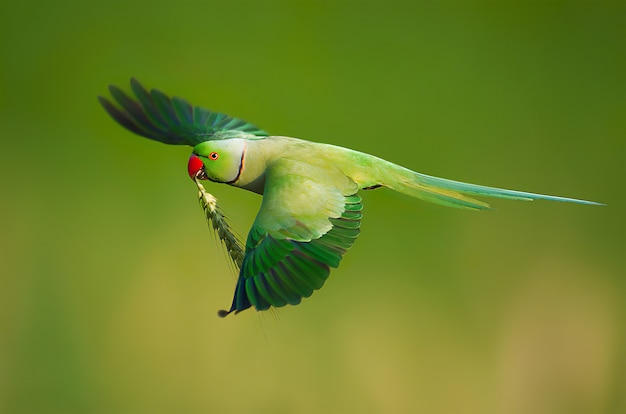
[1,1,624,413]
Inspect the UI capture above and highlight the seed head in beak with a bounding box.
[188,154,207,180]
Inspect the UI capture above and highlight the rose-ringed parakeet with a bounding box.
[99,79,600,317]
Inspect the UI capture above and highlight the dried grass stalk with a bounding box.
[195,177,245,269]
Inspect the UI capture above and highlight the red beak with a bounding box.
[187,154,204,180]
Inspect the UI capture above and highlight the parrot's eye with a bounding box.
[209,152,219,160]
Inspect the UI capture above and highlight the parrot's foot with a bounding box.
[217,309,232,318]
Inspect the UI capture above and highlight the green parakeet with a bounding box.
[99,79,600,317]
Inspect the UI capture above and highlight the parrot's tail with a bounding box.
[381,163,602,210]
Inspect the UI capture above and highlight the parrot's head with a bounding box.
[188,139,246,183]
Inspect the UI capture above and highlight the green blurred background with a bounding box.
[1,1,624,413]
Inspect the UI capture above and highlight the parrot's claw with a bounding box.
[217,309,233,318]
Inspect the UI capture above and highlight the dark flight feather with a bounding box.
[219,195,363,316]
[99,78,269,146]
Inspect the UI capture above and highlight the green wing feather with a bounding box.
[219,195,362,316]
[98,78,269,146]
[218,160,362,316]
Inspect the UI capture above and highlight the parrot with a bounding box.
[99,79,601,317]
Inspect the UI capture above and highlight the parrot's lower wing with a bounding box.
[219,160,362,316]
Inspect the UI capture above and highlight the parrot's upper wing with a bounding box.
[219,160,362,316]
[98,78,269,146]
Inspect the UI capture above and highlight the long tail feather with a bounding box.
[416,172,602,206]
[382,163,602,210]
